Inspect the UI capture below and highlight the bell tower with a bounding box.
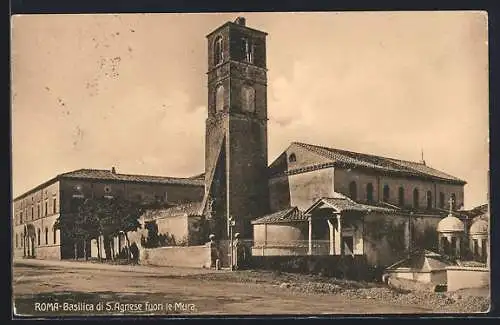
[202,17,269,239]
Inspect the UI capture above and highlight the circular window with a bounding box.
[74,184,83,192]
[104,185,112,193]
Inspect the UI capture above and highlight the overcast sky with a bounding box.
[11,12,488,208]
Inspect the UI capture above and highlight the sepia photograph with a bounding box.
[11,11,490,316]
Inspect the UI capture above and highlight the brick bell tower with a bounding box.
[202,17,269,239]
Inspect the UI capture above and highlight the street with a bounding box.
[12,259,442,316]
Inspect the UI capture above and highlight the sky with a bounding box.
[11,12,489,209]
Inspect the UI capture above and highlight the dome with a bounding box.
[437,215,464,233]
[470,219,488,236]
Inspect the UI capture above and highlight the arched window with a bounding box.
[398,187,405,206]
[45,227,48,245]
[37,228,41,246]
[215,85,225,112]
[451,193,456,210]
[426,190,433,209]
[439,192,445,209]
[413,188,420,208]
[16,233,18,248]
[383,185,390,203]
[349,181,357,201]
[241,37,254,63]
[289,153,297,163]
[366,183,374,203]
[241,85,256,113]
[214,36,223,65]
[53,226,57,244]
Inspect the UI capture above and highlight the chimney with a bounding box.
[235,17,246,26]
[111,167,116,174]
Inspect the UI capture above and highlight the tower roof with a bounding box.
[470,219,488,235]
[206,18,268,38]
[437,214,465,233]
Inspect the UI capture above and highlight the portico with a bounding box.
[252,196,374,257]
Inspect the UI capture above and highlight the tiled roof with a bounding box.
[251,207,307,225]
[189,173,205,180]
[60,169,204,186]
[143,201,203,219]
[321,197,397,213]
[290,142,466,184]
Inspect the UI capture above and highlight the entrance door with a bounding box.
[343,236,354,255]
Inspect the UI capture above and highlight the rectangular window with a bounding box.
[53,198,57,214]
[37,205,40,218]
[20,212,23,223]
[45,201,48,216]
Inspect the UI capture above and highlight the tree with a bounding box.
[54,197,99,260]
[55,196,144,261]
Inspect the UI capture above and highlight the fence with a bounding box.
[252,240,331,256]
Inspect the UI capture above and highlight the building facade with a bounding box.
[12,168,204,260]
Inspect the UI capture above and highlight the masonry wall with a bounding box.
[154,215,189,245]
[140,246,212,268]
[363,212,445,268]
[363,212,410,268]
[253,223,307,247]
[446,267,490,291]
[269,167,335,212]
[334,168,464,209]
[227,115,269,237]
[410,215,442,252]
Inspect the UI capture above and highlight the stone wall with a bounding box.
[269,168,335,212]
[140,245,212,268]
[387,269,447,286]
[363,212,410,268]
[253,223,307,247]
[446,266,490,291]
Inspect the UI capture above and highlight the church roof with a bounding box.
[270,142,466,184]
[251,207,307,225]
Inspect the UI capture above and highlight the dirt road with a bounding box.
[12,259,436,316]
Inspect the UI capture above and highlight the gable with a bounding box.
[268,142,333,177]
